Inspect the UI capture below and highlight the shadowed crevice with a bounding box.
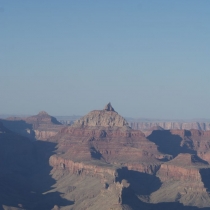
[0,131,74,209]
[200,168,210,192]
[90,146,103,160]
[116,167,210,209]
[148,130,196,158]
[116,167,161,196]
[0,119,36,140]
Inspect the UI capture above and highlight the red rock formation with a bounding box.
[3,104,210,209]
[158,155,210,198]
[151,153,210,207]
[158,164,202,182]
[49,103,167,177]
[50,126,164,175]
[25,111,64,140]
[25,111,61,128]
[49,155,116,178]
[1,111,65,140]
[50,107,210,209]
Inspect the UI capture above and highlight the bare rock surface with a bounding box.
[48,105,210,209]
[73,103,129,128]
[46,104,205,209]
[2,104,210,209]
[0,111,64,140]
[147,131,210,208]
[50,104,167,170]
[25,111,61,128]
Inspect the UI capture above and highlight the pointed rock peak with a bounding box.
[104,103,115,112]
[73,103,130,128]
[38,111,49,116]
[26,111,61,125]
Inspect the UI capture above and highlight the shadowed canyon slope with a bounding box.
[0,111,65,140]
[1,104,210,209]
[0,122,73,210]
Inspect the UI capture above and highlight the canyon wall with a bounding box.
[129,121,210,131]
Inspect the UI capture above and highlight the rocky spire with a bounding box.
[38,111,49,116]
[104,103,115,112]
[73,103,130,128]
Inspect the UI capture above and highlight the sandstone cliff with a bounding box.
[150,153,210,208]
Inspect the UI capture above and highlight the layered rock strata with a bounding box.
[47,104,171,209]
[49,104,167,176]
[150,153,210,207]
[129,121,210,131]
[49,109,210,209]
[1,111,64,140]
[3,104,210,209]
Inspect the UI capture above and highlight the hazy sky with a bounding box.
[1,1,210,119]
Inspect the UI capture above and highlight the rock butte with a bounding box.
[50,103,166,168]
[0,111,65,140]
[72,103,130,128]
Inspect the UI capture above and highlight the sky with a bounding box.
[0,0,210,119]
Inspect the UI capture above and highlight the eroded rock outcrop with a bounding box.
[25,111,61,128]
[49,155,117,178]
[49,104,167,174]
[73,103,129,128]
[25,111,64,140]
[157,153,209,182]
[47,104,170,209]
[3,104,210,209]
[1,111,64,140]
[150,153,210,208]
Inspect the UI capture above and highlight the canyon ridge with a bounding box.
[1,103,210,209]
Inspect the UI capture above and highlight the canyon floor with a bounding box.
[1,103,210,210]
